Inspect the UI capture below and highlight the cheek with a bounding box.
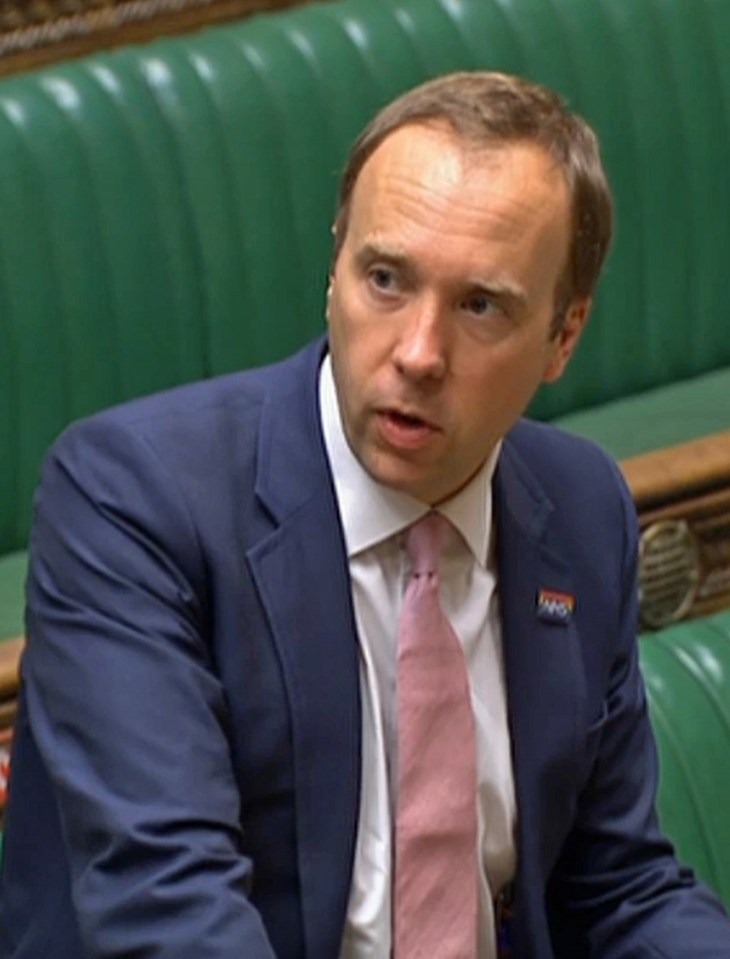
[327,292,359,373]
[332,311,394,386]
[329,283,369,353]
[328,309,378,417]
[457,348,546,422]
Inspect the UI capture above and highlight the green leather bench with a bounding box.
[1,0,729,904]
[639,608,730,908]
[2,0,730,642]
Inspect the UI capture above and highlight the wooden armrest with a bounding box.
[620,430,730,510]
[0,636,24,703]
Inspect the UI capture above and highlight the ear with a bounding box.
[325,275,334,320]
[543,298,591,384]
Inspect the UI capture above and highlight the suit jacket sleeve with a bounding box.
[23,415,278,958]
[548,457,730,957]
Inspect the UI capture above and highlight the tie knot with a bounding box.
[405,511,448,576]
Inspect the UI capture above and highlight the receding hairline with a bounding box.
[337,113,578,231]
[354,117,570,181]
[333,72,614,323]
[340,120,572,247]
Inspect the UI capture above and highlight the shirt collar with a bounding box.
[319,355,500,566]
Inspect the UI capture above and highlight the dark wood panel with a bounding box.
[0,0,312,76]
[0,636,22,700]
[0,698,15,732]
[620,433,730,629]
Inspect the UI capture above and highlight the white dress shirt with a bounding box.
[319,357,516,959]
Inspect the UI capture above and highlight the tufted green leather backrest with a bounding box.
[640,611,730,909]
[2,0,729,553]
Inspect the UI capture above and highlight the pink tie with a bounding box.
[394,512,479,958]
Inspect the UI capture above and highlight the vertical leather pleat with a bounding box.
[640,613,730,904]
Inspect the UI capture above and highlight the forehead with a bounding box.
[350,122,569,233]
[344,123,571,297]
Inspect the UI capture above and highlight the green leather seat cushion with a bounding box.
[640,609,730,908]
[551,366,730,460]
[0,552,27,642]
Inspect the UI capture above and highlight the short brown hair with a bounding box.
[334,71,613,330]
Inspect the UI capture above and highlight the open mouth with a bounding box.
[377,408,440,449]
[388,410,430,429]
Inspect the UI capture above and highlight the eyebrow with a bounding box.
[471,280,528,312]
[353,242,411,273]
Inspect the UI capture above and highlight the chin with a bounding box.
[361,457,427,500]
[382,474,445,505]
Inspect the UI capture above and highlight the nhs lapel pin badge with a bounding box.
[536,588,575,625]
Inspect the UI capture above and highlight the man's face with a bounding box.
[327,123,588,505]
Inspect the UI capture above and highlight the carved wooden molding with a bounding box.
[0,0,307,75]
[620,432,730,629]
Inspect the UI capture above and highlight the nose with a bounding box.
[392,299,448,382]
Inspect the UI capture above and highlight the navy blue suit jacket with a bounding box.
[1,338,729,957]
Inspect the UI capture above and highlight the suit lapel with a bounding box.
[495,436,588,955]
[246,340,361,959]
[245,350,592,956]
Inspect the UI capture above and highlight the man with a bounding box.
[1,72,729,958]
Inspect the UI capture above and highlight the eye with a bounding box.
[368,265,398,293]
[461,291,496,317]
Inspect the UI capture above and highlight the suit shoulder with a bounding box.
[50,339,323,464]
[507,418,624,482]
[504,418,635,525]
